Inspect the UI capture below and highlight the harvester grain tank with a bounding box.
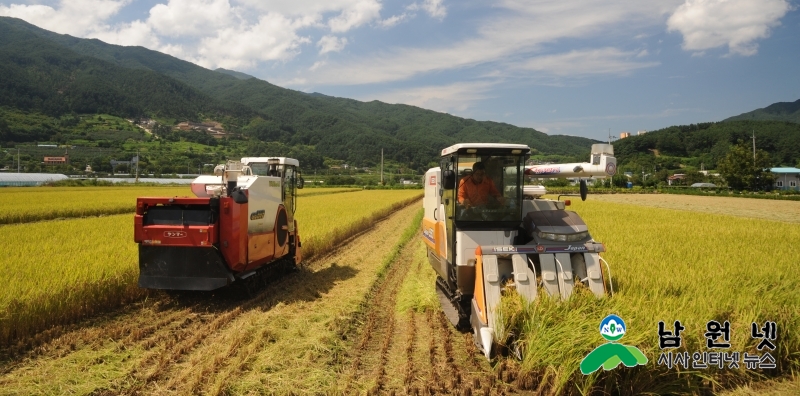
[134,157,304,292]
[422,143,616,358]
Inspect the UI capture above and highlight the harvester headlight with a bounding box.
[537,231,589,242]
[566,232,589,242]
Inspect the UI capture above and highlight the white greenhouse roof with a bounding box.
[0,173,69,186]
[770,167,800,173]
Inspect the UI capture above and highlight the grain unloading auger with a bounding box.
[134,157,304,293]
[422,143,617,358]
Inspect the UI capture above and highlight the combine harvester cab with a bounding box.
[422,143,616,358]
[134,157,303,291]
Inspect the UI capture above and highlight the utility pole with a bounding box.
[752,129,756,164]
[380,148,384,185]
[135,148,139,183]
[17,148,20,173]
[607,128,617,145]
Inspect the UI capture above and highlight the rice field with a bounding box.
[494,197,800,394]
[0,186,191,224]
[0,188,422,348]
[0,186,366,224]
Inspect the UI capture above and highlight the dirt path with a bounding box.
[337,235,517,395]
[590,193,800,223]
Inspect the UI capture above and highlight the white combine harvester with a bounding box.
[422,143,616,358]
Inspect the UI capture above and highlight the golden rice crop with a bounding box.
[297,187,362,197]
[296,190,422,259]
[496,199,800,394]
[0,189,421,347]
[0,186,191,224]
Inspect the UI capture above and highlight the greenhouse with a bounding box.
[0,173,69,187]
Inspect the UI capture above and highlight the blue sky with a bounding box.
[2,0,798,141]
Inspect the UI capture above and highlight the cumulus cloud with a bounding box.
[0,0,128,37]
[195,13,313,69]
[667,0,791,56]
[317,35,348,54]
[147,0,235,37]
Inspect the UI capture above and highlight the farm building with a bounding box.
[771,167,800,191]
[0,173,69,187]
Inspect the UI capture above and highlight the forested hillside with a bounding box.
[0,20,255,128]
[613,120,800,171]
[0,16,596,169]
[724,99,800,123]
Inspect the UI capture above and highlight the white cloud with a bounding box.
[379,13,411,28]
[195,13,313,69]
[90,20,160,48]
[306,2,677,85]
[309,60,326,71]
[0,0,128,37]
[361,80,498,114]
[513,48,659,77]
[234,0,376,16]
[147,0,235,37]
[317,35,348,54]
[327,0,381,32]
[667,0,791,56]
[408,0,446,19]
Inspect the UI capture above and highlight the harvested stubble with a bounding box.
[0,189,422,348]
[0,186,191,224]
[494,198,800,394]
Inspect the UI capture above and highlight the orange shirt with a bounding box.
[458,176,501,206]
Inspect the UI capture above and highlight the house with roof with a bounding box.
[771,167,800,191]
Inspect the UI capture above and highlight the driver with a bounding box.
[458,162,505,209]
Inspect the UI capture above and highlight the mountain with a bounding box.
[724,99,800,124]
[613,120,800,170]
[215,68,255,80]
[0,16,597,168]
[0,19,256,123]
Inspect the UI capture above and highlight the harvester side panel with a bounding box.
[219,196,248,272]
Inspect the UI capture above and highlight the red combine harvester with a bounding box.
[134,157,303,292]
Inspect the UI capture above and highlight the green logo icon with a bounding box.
[580,314,648,375]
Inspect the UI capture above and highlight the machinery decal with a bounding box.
[422,227,435,243]
[548,245,588,252]
[606,162,617,176]
[485,245,595,254]
[163,231,187,238]
[528,166,561,175]
[429,175,437,185]
[250,210,266,220]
